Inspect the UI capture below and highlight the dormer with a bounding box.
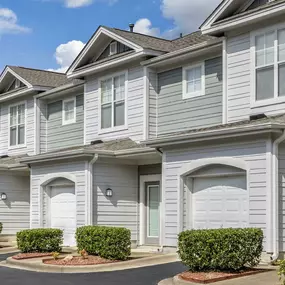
[67,25,172,79]
[0,66,69,102]
[201,0,285,36]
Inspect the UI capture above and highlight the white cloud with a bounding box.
[48,40,85,73]
[161,0,221,36]
[61,0,117,8]
[0,8,31,36]
[133,18,160,37]
[133,0,221,39]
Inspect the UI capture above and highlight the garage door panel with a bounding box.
[192,175,248,230]
[51,186,76,246]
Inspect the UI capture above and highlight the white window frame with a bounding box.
[8,101,27,149]
[109,42,118,56]
[98,71,128,134]
[182,62,205,100]
[62,97,76,125]
[251,22,285,108]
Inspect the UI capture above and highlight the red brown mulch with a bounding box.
[178,268,270,284]
[13,253,52,260]
[43,256,119,266]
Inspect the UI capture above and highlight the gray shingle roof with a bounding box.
[0,155,27,166]
[8,66,70,88]
[103,26,216,53]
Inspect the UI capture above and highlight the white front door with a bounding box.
[50,185,76,246]
[192,176,248,229]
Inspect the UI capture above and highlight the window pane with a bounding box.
[265,32,274,65]
[279,64,285,96]
[18,104,25,124]
[194,66,202,79]
[194,79,202,92]
[10,106,17,126]
[18,125,25,144]
[101,104,112,129]
[114,75,125,101]
[64,101,74,121]
[256,67,274,101]
[187,82,194,93]
[256,34,265,51]
[101,79,112,103]
[10,127,17,146]
[279,29,285,62]
[186,69,195,82]
[114,102,125,127]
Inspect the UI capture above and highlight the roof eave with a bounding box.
[145,123,285,148]
[201,2,285,35]
[67,49,163,79]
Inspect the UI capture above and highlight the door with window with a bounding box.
[145,182,160,245]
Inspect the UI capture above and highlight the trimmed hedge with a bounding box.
[178,228,263,272]
[0,222,2,234]
[76,226,131,261]
[17,229,63,253]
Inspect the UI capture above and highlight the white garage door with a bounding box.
[51,186,76,246]
[192,175,248,229]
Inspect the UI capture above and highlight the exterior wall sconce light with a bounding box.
[106,188,113,198]
[0,193,7,201]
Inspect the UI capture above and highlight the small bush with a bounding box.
[17,229,63,253]
[278,260,285,285]
[178,228,263,272]
[0,222,2,234]
[76,226,131,261]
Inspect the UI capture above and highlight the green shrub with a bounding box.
[76,226,131,261]
[17,229,63,253]
[278,259,285,285]
[0,222,2,234]
[178,228,263,272]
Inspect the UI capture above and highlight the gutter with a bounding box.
[20,147,157,164]
[141,38,224,67]
[34,82,84,99]
[271,131,285,261]
[145,123,285,147]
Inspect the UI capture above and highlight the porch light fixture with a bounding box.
[106,188,113,198]
[0,193,7,201]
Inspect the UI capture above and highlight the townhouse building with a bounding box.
[1,0,284,259]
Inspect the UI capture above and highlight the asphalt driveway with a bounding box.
[0,253,187,285]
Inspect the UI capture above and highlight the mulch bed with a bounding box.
[43,256,118,266]
[13,253,52,260]
[178,268,270,284]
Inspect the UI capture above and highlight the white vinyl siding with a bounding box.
[182,62,205,99]
[100,73,126,131]
[9,102,26,147]
[84,66,144,142]
[62,98,76,125]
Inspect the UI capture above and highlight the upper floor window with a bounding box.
[62,98,76,125]
[182,62,205,99]
[9,103,26,147]
[253,27,285,102]
[100,73,126,131]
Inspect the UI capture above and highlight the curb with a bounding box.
[5,253,179,273]
[0,247,19,255]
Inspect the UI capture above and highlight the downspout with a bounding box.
[272,130,285,261]
[88,154,99,225]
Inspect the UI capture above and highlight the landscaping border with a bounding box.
[4,253,178,273]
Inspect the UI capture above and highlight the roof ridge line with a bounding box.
[9,66,67,76]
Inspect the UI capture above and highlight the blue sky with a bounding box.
[0,0,221,73]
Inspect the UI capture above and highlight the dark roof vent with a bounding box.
[180,33,183,38]
[129,23,134,32]
[250,114,267,121]
[91,140,103,145]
